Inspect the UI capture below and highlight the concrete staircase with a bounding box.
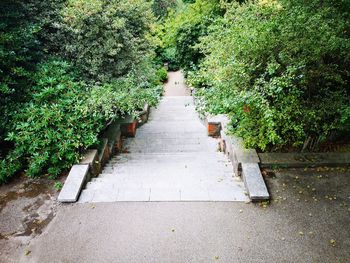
[79,96,248,202]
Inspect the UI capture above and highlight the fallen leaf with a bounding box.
[24,250,31,256]
[330,239,336,247]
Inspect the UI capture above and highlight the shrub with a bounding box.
[0,0,163,183]
[161,0,222,72]
[61,0,155,82]
[190,0,350,151]
[156,67,168,83]
[0,58,162,183]
[1,60,100,182]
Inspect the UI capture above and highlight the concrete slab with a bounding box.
[58,165,89,203]
[117,188,151,202]
[149,188,181,201]
[92,189,118,203]
[180,188,210,201]
[241,163,270,201]
[208,186,249,202]
[78,190,95,203]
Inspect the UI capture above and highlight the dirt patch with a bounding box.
[0,174,64,262]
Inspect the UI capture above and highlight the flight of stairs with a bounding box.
[78,96,248,202]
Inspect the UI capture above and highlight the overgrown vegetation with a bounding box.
[160,0,350,151]
[0,0,166,183]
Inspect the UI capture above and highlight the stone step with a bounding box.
[138,123,204,132]
[104,161,231,169]
[124,136,213,145]
[123,139,219,152]
[100,165,234,176]
[79,184,249,203]
[132,132,208,139]
[123,146,218,153]
[86,178,243,191]
[104,159,232,168]
[109,152,229,163]
[123,140,218,151]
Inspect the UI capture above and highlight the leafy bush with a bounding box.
[152,0,178,20]
[61,0,155,82]
[1,60,100,181]
[0,1,40,142]
[190,0,350,151]
[0,58,162,183]
[0,0,163,183]
[156,67,168,83]
[0,0,65,142]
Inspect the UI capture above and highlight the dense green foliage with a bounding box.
[159,0,221,71]
[61,0,155,82]
[162,0,350,151]
[0,0,164,183]
[152,0,178,19]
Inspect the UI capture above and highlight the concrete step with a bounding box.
[132,132,208,140]
[123,143,219,153]
[86,178,243,191]
[100,165,234,176]
[104,159,232,169]
[104,161,231,169]
[79,184,249,203]
[124,137,213,145]
[109,152,229,163]
[124,140,218,151]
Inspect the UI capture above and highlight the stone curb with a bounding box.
[259,152,350,168]
[58,106,151,203]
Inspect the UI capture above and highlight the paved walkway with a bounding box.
[164,71,191,96]
[78,72,247,202]
[20,166,350,263]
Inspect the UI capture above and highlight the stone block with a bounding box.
[138,104,150,126]
[241,163,270,201]
[225,136,260,176]
[80,149,99,177]
[103,121,122,154]
[98,138,110,167]
[121,120,137,137]
[207,115,228,137]
[207,122,221,137]
[58,164,90,203]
